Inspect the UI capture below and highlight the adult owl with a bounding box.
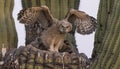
[17,6,97,52]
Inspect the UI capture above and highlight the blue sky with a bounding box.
[13,0,100,58]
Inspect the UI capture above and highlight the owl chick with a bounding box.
[40,20,72,52]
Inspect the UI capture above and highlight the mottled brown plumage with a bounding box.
[17,6,97,52]
[41,20,72,52]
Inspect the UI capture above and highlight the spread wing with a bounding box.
[17,6,54,29]
[65,9,97,35]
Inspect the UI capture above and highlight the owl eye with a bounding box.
[66,26,69,28]
[61,25,64,28]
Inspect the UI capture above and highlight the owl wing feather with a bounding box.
[65,9,97,35]
[17,6,54,29]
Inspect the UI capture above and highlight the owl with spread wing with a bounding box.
[17,6,97,52]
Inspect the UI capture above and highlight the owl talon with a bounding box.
[49,49,55,52]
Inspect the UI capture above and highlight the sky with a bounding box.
[13,0,100,58]
[76,0,100,58]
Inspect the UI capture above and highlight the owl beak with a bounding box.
[62,28,66,33]
[59,27,65,33]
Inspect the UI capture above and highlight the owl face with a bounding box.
[59,20,72,33]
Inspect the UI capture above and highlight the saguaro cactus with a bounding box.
[0,0,18,50]
[90,0,120,69]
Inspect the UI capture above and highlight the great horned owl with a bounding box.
[17,6,97,52]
